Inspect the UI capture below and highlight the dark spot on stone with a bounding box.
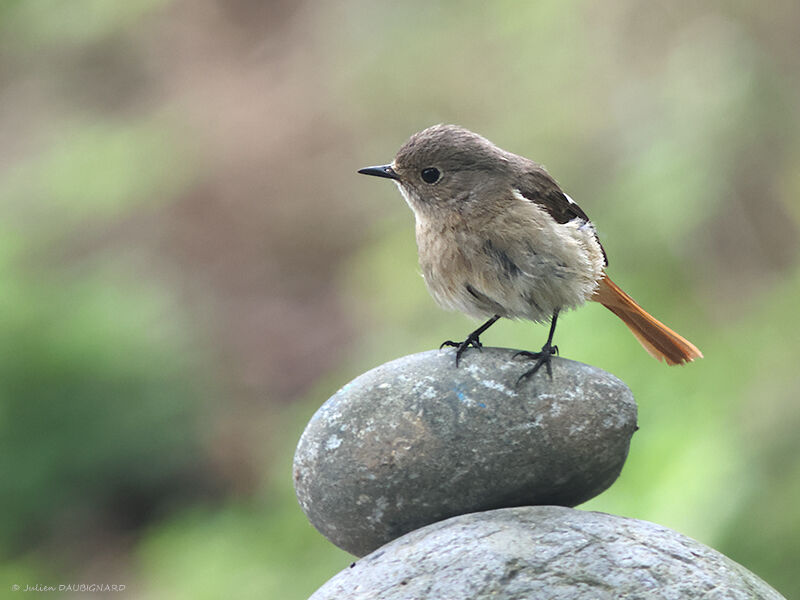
[499,558,523,584]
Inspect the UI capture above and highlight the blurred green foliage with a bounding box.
[0,0,162,47]
[2,120,191,223]
[0,0,798,599]
[0,123,209,558]
[136,402,351,600]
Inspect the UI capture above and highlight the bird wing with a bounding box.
[515,168,608,266]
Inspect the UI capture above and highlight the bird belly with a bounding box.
[416,214,605,323]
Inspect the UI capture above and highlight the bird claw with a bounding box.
[514,345,558,360]
[516,343,558,383]
[440,336,483,367]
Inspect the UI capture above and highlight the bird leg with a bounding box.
[516,309,560,382]
[440,314,501,367]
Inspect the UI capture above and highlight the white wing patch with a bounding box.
[511,188,528,204]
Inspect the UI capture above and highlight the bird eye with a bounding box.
[421,167,440,184]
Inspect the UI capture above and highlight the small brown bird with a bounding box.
[359,125,702,380]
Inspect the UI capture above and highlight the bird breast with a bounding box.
[415,200,606,323]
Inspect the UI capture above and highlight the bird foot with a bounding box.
[515,343,559,382]
[440,336,483,367]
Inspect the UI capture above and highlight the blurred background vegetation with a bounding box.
[0,1,798,598]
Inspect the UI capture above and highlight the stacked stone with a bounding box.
[293,348,784,599]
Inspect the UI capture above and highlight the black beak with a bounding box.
[358,164,399,180]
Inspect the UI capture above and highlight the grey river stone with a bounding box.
[310,506,785,600]
[293,348,637,556]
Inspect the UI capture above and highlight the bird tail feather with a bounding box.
[592,275,702,365]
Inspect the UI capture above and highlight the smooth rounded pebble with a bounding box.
[311,506,785,600]
[294,348,637,556]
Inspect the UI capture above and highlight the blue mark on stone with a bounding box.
[453,386,486,408]
[453,385,467,403]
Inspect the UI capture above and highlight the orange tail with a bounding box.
[592,275,703,365]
